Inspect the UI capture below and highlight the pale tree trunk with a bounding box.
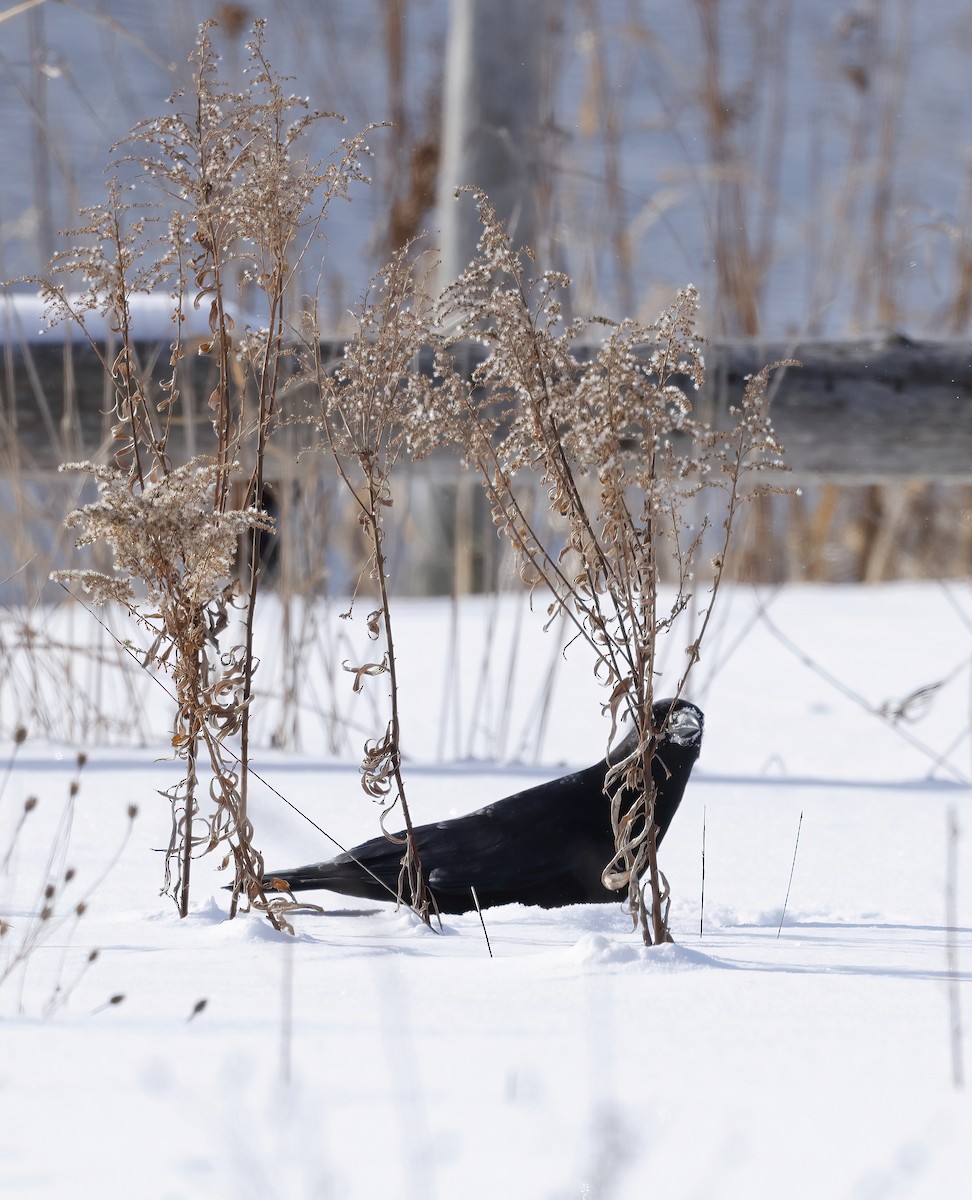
[436,0,546,286]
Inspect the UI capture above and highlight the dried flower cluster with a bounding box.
[43,21,376,927]
[393,190,790,943]
[301,187,788,942]
[55,460,267,610]
[40,18,789,942]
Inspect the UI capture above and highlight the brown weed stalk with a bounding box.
[420,192,790,943]
[39,20,373,925]
[304,251,438,924]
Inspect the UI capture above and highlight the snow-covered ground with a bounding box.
[1,582,971,1199]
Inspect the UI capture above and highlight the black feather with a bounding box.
[263,697,703,914]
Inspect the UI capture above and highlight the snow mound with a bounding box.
[567,932,719,971]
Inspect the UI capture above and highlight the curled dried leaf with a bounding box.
[342,657,389,692]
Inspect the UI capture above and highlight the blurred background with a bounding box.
[3,0,972,336]
[1,0,971,617]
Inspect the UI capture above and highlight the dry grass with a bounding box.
[279,184,791,941]
[304,250,443,923]
[2,8,968,940]
[405,189,790,941]
[0,740,135,1014]
[29,21,375,926]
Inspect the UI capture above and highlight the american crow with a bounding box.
[264,697,703,913]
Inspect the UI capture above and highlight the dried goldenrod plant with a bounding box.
[26,16,784,944]
[39,20,373,924]
[53,460,270,920]
[303,251,439,924]
[418,191,791,943]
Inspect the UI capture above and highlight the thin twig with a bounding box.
[946,804,964,1089]
[755,600,969,785]
[0,727,27,812]
[0,554,38,591]
[700,804,706,939]
[470,886,493,958]
[56,582,417,912]
[777,810,803,938]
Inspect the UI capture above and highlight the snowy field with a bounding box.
[1,582,971,1199]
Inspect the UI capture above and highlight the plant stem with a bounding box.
[367,490,431,924]
[179,651,200,920]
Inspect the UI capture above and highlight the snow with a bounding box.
[0,292,244,344]
[2,582,971,1198]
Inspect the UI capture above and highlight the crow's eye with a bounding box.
[668,706,703,746]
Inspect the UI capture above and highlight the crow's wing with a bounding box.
[416,769,612,899]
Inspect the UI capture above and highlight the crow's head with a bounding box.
[608,697,704,840]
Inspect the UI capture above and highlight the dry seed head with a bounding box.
[55,459,272,612]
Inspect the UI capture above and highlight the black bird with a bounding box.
[263,697,703,914]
